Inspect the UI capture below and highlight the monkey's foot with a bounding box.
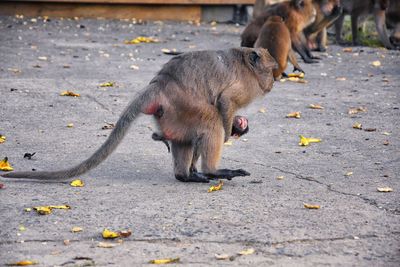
[175,173,209,183]
[205,169,250,180]
[293,67,304,74]
[314,46,326,53]
[302,57,319,64]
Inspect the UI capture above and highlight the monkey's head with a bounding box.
[242,47,277,94]
[319,0,341,16]
[292,0,316,27]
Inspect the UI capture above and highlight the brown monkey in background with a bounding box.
[335,0,396,49]
[1,48,276,183]
[386,0,400,48]
[255,16,304,79]
[304,0,343,52]
[241,0,317,63]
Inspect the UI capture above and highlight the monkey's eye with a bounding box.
[249,51,260,67]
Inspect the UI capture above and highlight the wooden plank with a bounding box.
[7,0,255,5]
[0,2,202,21]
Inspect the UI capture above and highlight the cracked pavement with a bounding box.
[0,16,399,266]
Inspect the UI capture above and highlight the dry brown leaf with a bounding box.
[342,47,353,52]
[119,230,132,238]
[364,128,377,132]
[371,60,381,67]
[348,107,367,115]
[97,242,117,248]
[63,240,70,245]
[215,254,231,260]
[309,104,324,110]
[71,227,83,233]
[304,203,321,209]
[286,111,301,119]
[383,140,389,146]
[336,77,346,81]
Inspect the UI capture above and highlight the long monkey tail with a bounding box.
[1,89,152,181]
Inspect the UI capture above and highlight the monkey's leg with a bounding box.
[200,134,250,180]
[292,34,318,64]
[288,50,304,73]
[315,28,327,52]
[335,14,345,44]
[171,141,209,183]
[190,137,202,173]
[351,14,360,46]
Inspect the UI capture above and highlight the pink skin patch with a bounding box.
[143,102,160,115]
[237,117,248,130]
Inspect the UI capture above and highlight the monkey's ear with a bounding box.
[294,0,305,9]
[249,51,260,67]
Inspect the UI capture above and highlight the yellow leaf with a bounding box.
[67,123,74,128]
[99,81,115,87]
[371,60,381,67]
[60,91,80,97]
[102,228,120,239]
[238,248,255,255]
[287,72,304,78]
[0,157,14,171]
[70,179,84,187]
[352,122,362,129]
[286,111,301,119]
[6,260,38,266]
[48,205,71,209]
[299,135,321,146]
[276,176,284,180]
[71,227,83,233]
[19,225,26,231]
[0,135,6,143]
[215,254,231,260]
[304,203,321,209]
[309,104,324,109]
[377,187,393,192]
[208,180,223,193]
[24,208,32,212]
[33,206,52,215]
[345,172,353,177]
[258,107,266,113]
[124,36,158,44]
[336,77,346,81]
[224,140,233,146]
[97,242,117,248]
[149,258,180,264]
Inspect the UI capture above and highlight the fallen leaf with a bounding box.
[60,91,80,97]
[382,132,391,136]
[99,81,114,87]
[258,107,266,113]
[0,157,14,171]
[161,48,181,55]
[119,230,132,238]
[345,172,353,176]
[6,260,38,266]
[215,254,232,260]
[352,122,362,129]
[67,123,74,128]
[288,77,308,83]
[364,128,377,132]
[383,140,389,146]
[8,68,21,73]
[336,77,346,81]
[342,47,353,52]
[348,107,367,115]
[287,72,304,78]
[276,176,284,180]
[38,56,48,61]
[238,248,255,255]
[0,135,6,143]
[304,203,321,209]
[208,180,223,193]
[102,228,120,239]
[130,65,140,70]
[124,36,158,44]
[71,227,83,233]
[377,187,393,192]
[149,258,180,264]
[23,153,36,159]
[224,140,233,146]
[298,135,321,146]
[309,104,324,109]
[101,123,115,130]
[371,60,381,67]
[24,208,32,212]
[97,242,117,248]
[33,205,70,215]
[70,179,84,187]
[63,240,70,245]
[286,111,301,119]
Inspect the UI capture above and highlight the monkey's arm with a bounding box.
[217,95,237,142]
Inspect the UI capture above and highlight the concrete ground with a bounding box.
[0,16,399,266]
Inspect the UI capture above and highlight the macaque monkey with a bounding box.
[386,0,400,48]
[1,48,276,183]
[255,15,304,79]
[335,0,396,49]
[153,115,250,153]
[304,0,343,52]
[242,0,318,63]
